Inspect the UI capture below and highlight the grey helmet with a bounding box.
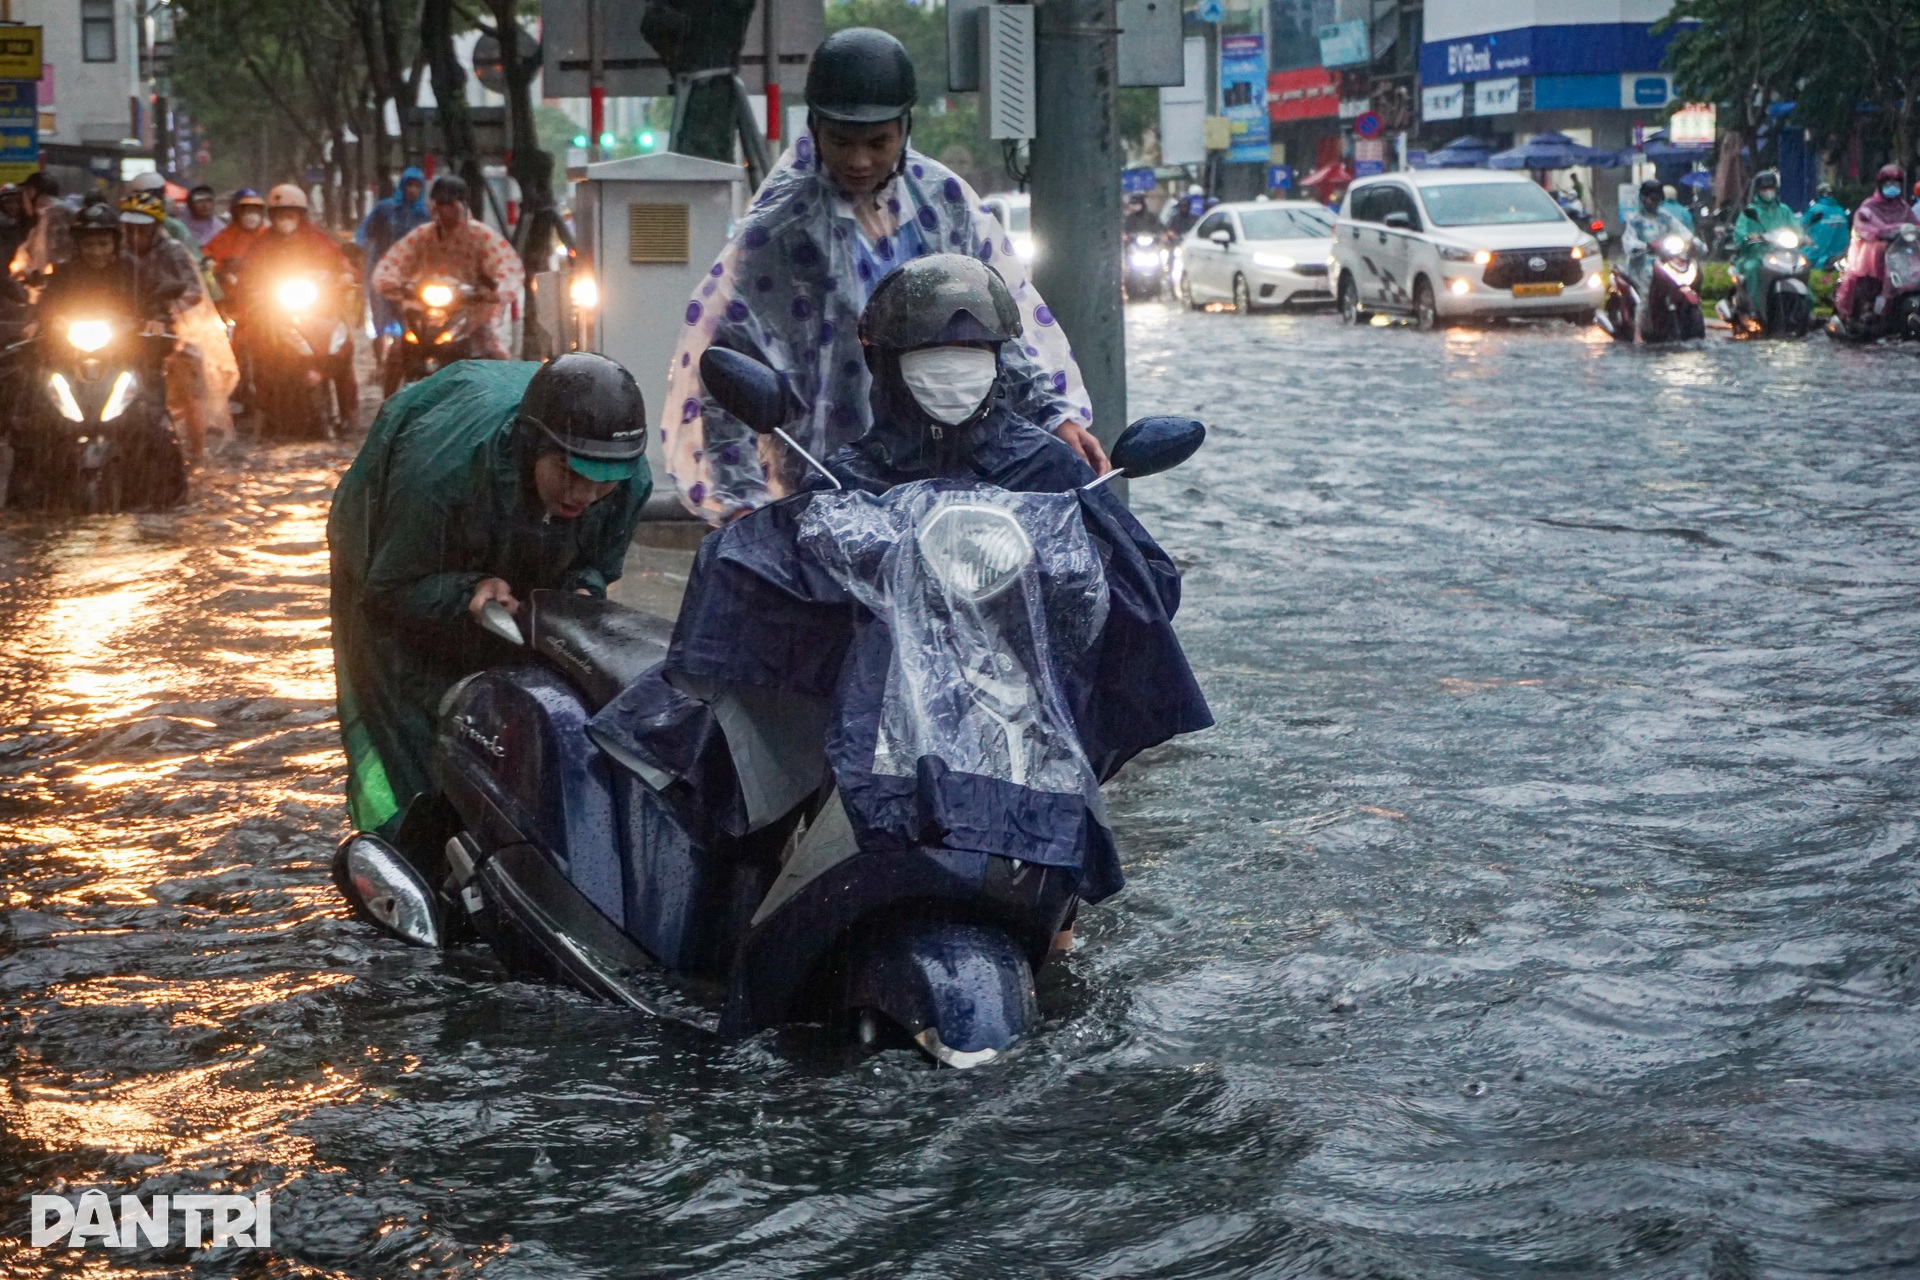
[858,253,1022,351]
[806,28,917,125]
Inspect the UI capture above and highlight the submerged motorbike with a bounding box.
[1720,228,1812,338]
[1600,233,1706,343]
[336,350,1209,1067]
[0,314,184,512]
[254,271,350,440]
[384,277,483,395]
[1124,234,1168,301]
[1830,223,1920,343]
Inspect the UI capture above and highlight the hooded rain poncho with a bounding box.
[658,132,1091,524]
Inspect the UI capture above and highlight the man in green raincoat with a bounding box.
[328,354,652,837]
[1728,169,1807,318]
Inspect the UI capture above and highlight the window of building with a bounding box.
[82,0,117,63]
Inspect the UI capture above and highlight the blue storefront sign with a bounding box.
[1219,34,1269,163]
[0,79,36,183]
[1121,166,1157,195]
[1417,23,1676,86]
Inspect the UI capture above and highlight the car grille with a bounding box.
[1482,248,1583,290]
[1294,262,1328,278]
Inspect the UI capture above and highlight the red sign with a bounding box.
[1354,112,1382,138]
[1267,67,1339,123]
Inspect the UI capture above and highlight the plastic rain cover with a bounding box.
[797,481,1108,802]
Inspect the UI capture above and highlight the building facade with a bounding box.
[7,0,156,193]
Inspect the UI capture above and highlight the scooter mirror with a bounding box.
[1108,416,1206,480]
[332,833,442,948]
[478,599,524,645]
[699,347,791,436]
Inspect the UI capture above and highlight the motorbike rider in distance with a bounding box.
[1618,178,1700,340]
[236,184,359,428]
[1833,164,1920,326]
[371,174,524,367]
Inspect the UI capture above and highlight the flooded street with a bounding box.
[5,312,1920,1276]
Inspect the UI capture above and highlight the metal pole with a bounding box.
[587,0,604,162]
[1030,0,1126,458]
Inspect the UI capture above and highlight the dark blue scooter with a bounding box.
[335,353,1206,1066]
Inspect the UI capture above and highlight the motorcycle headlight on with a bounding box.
[66,319,112,353]
[1763,251,1799,273]
[1768,229,1800,249]
[100,371,137,422]
[1660,235,1687,257]
[276,277,320,313]
[1129,248,1163,270]
[420,283,455,309]
[47,372,85,423]
[916,503,1035,604]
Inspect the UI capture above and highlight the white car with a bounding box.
[1177,200,1338,312]
[980,192,1036,265]
[1330,170,1606,328]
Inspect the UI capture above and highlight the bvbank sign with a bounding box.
[1420,21,1677,85]
[32,1193,271,1249]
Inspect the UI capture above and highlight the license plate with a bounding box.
[1512,282,1564,298]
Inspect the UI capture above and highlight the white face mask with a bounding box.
[898,346,998,426]
[238,210,263,230]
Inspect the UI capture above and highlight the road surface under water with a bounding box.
[3,312,1918,1277]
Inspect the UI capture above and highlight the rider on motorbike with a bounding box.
[202,189,268,311]
[1802,182,1850,269]
[33,202,165,329]
[1833,164,1920,322]
[235,184,358,426]
[327,354,652,837]
[370,174,524,365]
[1727,169,1806,321]
[1619,178,1698,338]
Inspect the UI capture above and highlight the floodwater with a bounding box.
[4,312,1920,1277]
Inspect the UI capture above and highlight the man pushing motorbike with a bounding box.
[327,354,651,840]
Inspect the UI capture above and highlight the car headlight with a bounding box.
[1768,229,1800,249]
[100,371,137,421]
[1436,244,1475,262]
[47,372,84,422]
[569,274,599,310]
[1661,235,1687,256]
[276,277,320,312]
[66,319,112,352]
[420,283,455,309]
[1253,253,1297,271]
[916,502,1034,604]
[1016,238,1037,263]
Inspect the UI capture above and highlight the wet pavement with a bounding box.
[3,312,1920,1276]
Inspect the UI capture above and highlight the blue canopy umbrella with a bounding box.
[1679,170,1712,189]
[1635,129,1713,162]
[1488,131,1621,170]
[1417,135,1497,168]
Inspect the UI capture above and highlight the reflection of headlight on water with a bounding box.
[1128,250,1162,270]
[916,502,1034,603]
[277,277,319,312]
[420,283,455,309]
[67,319,112,352]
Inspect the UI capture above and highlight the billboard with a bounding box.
[1219,34,1269,162]
[1317,20,1368,69]
[1267,66,1339,123]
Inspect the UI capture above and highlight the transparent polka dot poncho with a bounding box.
[658,132,1093,523]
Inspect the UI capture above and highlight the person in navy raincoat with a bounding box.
[356,166,430,353]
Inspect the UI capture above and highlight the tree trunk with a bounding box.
[641,0,758,162]
[422,0,484,211]
[486,0,561,309]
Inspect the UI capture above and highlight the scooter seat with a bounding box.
[528,589,674,711]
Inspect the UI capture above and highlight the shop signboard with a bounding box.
[1669,102,1716,145]
[1472,77,1520,116]
[1317,19,1367,68]
[0,80,37,184]
[1421,82,1464,121]
[1219,34,1269,162]
[1267,66,1338,123]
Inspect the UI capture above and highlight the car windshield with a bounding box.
[1004,203,1030,233]
[1417,182,1566,227]
[1239,208,1332,240]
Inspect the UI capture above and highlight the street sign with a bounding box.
[1196,0,1225,24]
[472,28,540,96]
[0,26,41,81]
[1353,111,1381,138]
[1121,166,1157,194]
[1267,163,1292,190]
[0,80,37,184]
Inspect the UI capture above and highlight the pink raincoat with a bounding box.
[1835,165,1920,317]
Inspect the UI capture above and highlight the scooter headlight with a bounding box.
[66,319,112,353]
[420,283,455,309]
[569,274,599,310]
[916,503,1034,604]
[1660,235,1687,257]
[1763,251,1797,272]
[1129,249,1163,270]
[100,371,137,422]
[276,277,320,313]
[1768,229,1800,249]
[47,372,85,422]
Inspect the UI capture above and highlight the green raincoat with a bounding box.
[1730,185,1806,314]
[328,361,651,833]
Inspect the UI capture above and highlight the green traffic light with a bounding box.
[599,132,616,148]
[571,134,587,148]
[638,130,656,150]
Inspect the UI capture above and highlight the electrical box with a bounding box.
[980,5,1036,141]
[950,0,1183,91]
[573,152,747,519]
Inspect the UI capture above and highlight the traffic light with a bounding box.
[599,132,616,149]
[638,130,656,151]
[571,134,587,149]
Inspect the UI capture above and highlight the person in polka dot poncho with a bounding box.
[658,128,1096,524]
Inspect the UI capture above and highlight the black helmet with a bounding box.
[516,353,649,482]
[860,254,1021,351]
[806,28,917,124]
[74,202,122,236]
[1639,178,1663,201]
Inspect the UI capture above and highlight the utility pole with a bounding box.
[587,0,604,162]
[1030,0,1126,454]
